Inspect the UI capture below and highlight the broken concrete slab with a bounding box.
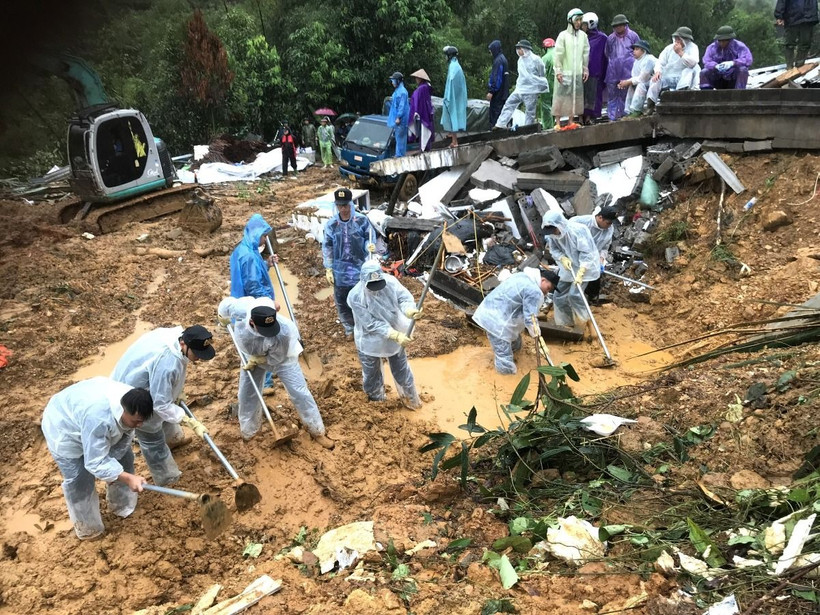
[470,159,518,194]
[592,145,643,167]
[562,149,593,171]
[517,145,564,172]
[384,217,441,233]
[497,156,518,168]
[652,157,676,182]
[701,140,732,152]
[588,155,644,203]
[531,188,563,219]
[702,151,745,194]
[369,142,495,176]
[516,171,586,193]
[673,141,702,160]
[418,166,466,208]
[743,140,773,152]
[441,144,494,205]
[571,180,595,216]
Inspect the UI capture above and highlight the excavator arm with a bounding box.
[31,53,110,109]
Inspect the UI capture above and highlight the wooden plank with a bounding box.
[441,144,493,205]
[429,269,485,308]
[384,216,440,233]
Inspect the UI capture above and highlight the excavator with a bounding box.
[32,54,195,233]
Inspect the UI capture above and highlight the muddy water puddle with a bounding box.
[71,319,153,380]
[268,262,301,305]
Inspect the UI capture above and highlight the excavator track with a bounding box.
[58,184,196,234]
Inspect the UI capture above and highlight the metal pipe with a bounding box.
[265,236,299,332]
[142,483,200,501]
[569,266,614,363]
[406,223,447,338]
[602,270,656,290]
[226,324,278,434]
[180,402,239,481]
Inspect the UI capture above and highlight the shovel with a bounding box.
[226,324,299,447]
[142,484,231,540]
[531,315,555,367]
[180,401,262,512]
[568,265,616,368]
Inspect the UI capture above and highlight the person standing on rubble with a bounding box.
[42,378,152,540]
[553,8,590,126]
[604,14,641,121]
[581,12,608,124]
[541,210,600,331]
[494,40,550,129]
[472,268,560,375]
[218,296,335,448]
[318,117,335,168]
[111,325,216,485]
[323,188,376,338]
[539,38,556,129]
[387,72,410,157]
[643,27,700,112]
[442,45,468,147]
[347,260,422,408]
[700,26,753,90]
[487,40,510,129]
[409,69,435,152]
[572,206,618,302]
[776,0,818,69]
[621,40,657,117]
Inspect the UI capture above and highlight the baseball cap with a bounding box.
[250,306,280,337]
[181,325,216,360]
[334,188,353,206]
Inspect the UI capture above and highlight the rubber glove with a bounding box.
[325,268,334,285]
[574,266,586,285]
[405,307,423,320]
[175,393,187,405]
[386,328,412,347]
[242,354,267,371]
[559,256,573,270]
[217,315,231,327]
[181,416,208,439]
[367,243,376,253]
[717,61,734,72]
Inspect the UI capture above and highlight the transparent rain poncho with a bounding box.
[111,326,187,485]
[219,296,325,439]
[472,270,544,343]
[41,378,140,538]
[542,210,600,282]
[572,213,614,255]
[553,25,590,117]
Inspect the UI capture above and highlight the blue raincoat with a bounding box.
[322,209,372,288]
[388,81,410,156]
[442,58,468,132]
[230,214,276,300]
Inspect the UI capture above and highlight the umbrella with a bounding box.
[314,107,337,117]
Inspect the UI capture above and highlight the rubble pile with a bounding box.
[191,134,273,169]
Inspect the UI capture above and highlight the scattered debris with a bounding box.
[543,516,605,566]
[313,521,377,574]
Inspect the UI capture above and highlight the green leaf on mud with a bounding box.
[492,536,533,554]
[487,554,519,589]
[510,373,531,407]
[481,598,518,615]
[446,538,473,552]
[509,517,531,535]
[392,563,411,580]
[793,589,818,603]
[606,464,634,483]
[686,518,726,567]
[242,542,263,558]
[599,525,628,540]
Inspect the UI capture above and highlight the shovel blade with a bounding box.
[235,482,262,512]
[199,494,232,539]
[270,424,299,447]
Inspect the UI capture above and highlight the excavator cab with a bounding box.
[67,105,175,203]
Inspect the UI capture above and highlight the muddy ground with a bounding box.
[0,153,818,614]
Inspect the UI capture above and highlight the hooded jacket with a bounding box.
[472,270,544,342]
[488,40,510,97]
[775,0,819,26]
[322,208,372,288]
[513,48,550,94]
[542,210,600,283]
[230,214,276,300]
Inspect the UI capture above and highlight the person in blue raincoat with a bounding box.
[442,45,468,147]
[323,188,375,337]
[541,210,600,331]
[387,72,410,157]
[472,268,559,375]
[230,214,278,302]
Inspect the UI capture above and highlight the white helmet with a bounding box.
[567,8,584,22]
[582,12,598,30]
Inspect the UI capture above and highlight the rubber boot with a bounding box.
[313,434,336,450]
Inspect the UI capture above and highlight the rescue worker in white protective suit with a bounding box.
[111,325,215,485]
[218,296,335,449]
[472,268,560,375]
[347,260,422,409]
[573,206,619,302]
[493,39,550,128]
[642,26,700,109]
[41,378,152,540]
[553,8,590,124]
[542,210,600,329]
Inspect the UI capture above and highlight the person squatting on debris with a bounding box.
[472,268,559,375]
[218,296,335,449]
[775,0,819,69]
[573,206,618,302]
[539,38,556,129]
[542,210,600,330]
[486,40,510,128]
[700,26,753,90]
[111,325,215,485]
[347,261,422,409]
[581,12,608,124]
[494,39,550,129]
[279,124,298,177]
[41,378,152,540]
[442,45,468,148]
[604,14,641,121]
[553,8,590,125]
[621,40,657,117]
[409,69,435,152]
[387,72,410,157]
[318,116,335,168]
[323,188,375,337]
[642,27,700,111]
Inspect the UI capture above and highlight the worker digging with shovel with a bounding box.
[218,296,335,449]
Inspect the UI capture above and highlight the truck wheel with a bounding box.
[399,173,418,201]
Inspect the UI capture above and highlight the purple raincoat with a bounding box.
[700,39,754,90]
[604,27,641,83]
[409,81,435,151]
[583,29,608,117]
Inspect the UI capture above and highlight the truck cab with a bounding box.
[338,114,418,185]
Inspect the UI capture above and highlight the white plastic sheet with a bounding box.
[177,148,311,185]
